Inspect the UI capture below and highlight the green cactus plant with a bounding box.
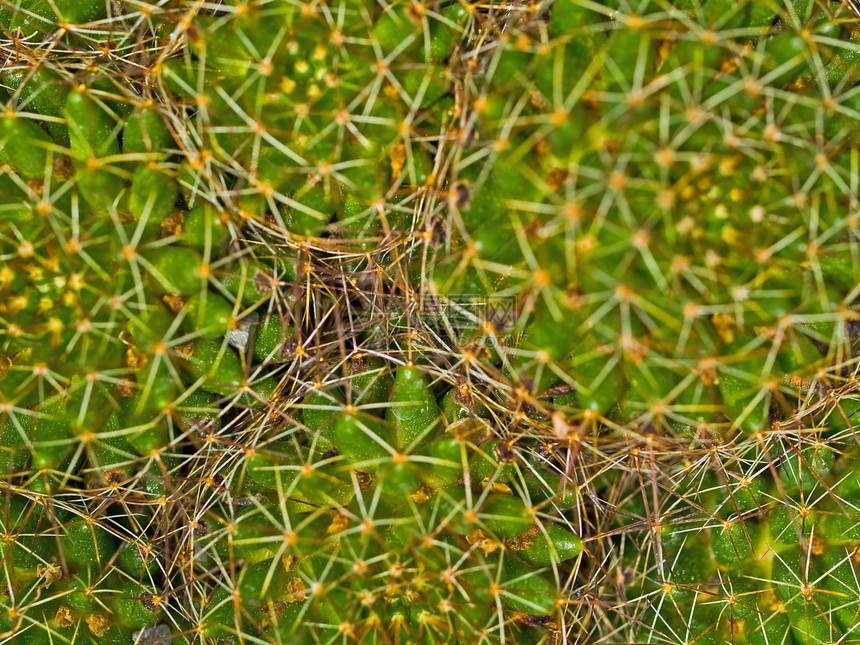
[8,0,860,643]
[0,0,584,643]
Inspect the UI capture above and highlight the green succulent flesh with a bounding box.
[4,0,860,643]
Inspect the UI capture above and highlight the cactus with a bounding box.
[0,1,583,643]
[6,0,860,643]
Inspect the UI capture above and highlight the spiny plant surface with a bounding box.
[427,0,860,436]
[432,2,860,644]
[0,1,588,644]
[6,0,860,644]
[585,404,860,645]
